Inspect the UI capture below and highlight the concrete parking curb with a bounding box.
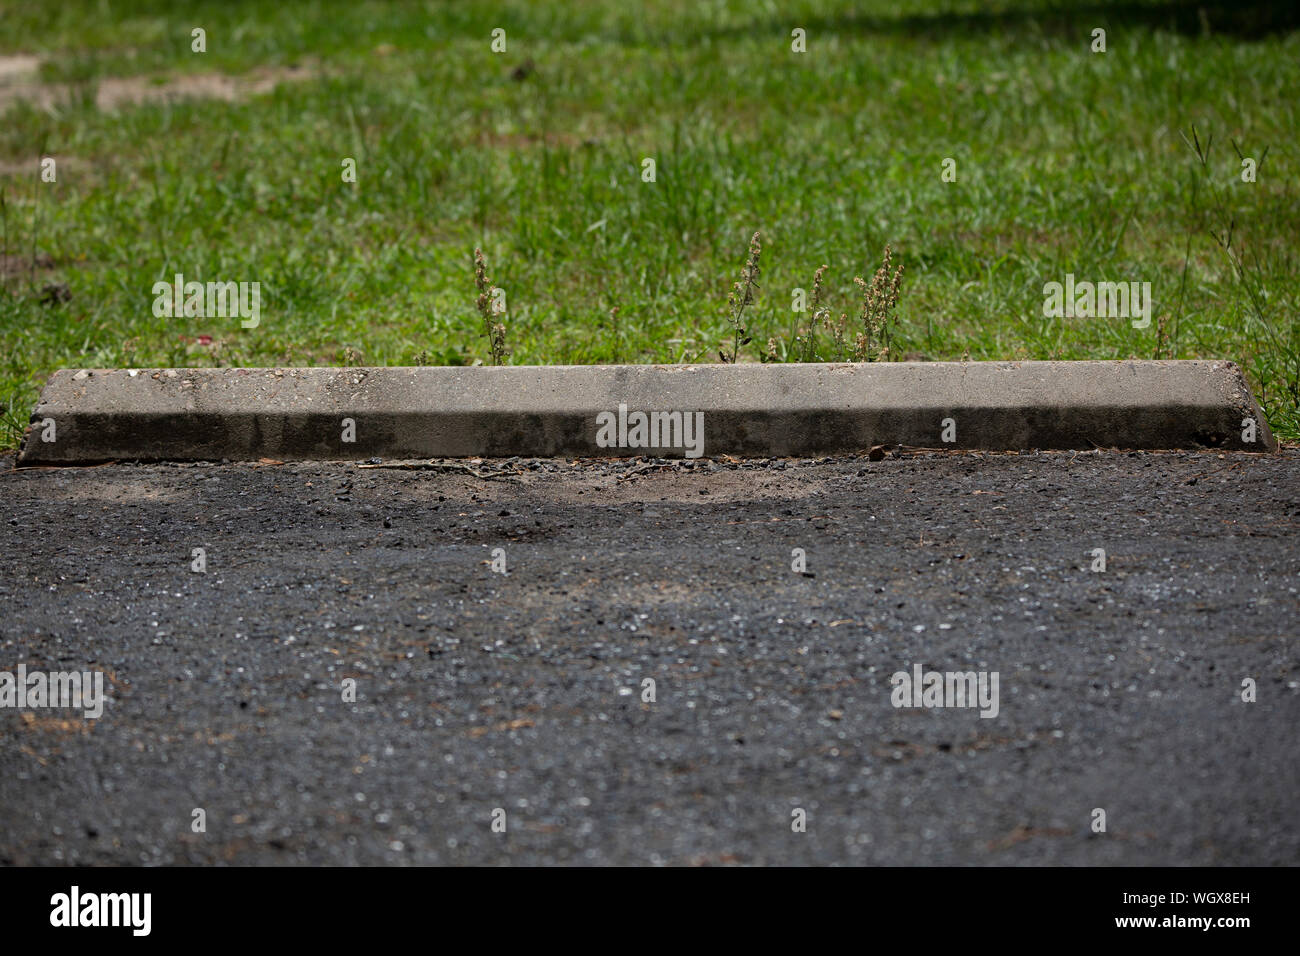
[16,360,1276,464]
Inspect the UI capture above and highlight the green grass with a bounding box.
[2,0,1298,446]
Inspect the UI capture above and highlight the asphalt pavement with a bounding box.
[2,449,1297,865]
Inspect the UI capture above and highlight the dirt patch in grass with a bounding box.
[0,56,317,111]
[0,251,54,278]
[0,154,82,177]
[0,54,41,80]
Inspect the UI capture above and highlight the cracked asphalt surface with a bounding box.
[1,449,1297,865]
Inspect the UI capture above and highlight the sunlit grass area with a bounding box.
[2,0,1298,446]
